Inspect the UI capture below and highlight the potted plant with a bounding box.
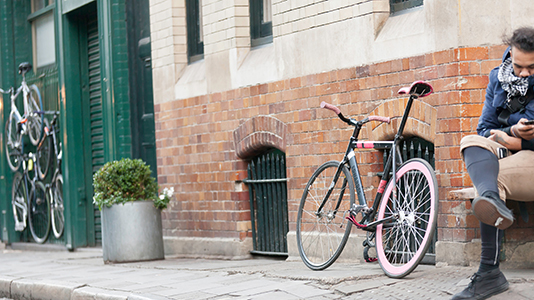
[93,158,174,263]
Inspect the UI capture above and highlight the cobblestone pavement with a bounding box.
[0,245,533,299]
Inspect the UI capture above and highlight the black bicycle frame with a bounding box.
[316,93,419,230]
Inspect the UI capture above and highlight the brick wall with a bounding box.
[156,44,534,249]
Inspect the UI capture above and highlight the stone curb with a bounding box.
[0,277,172,300]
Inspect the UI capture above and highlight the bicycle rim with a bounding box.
[27,85,43,146]
[297,161,355,270]
[376,158,438,278]
[28,181,50,244]
[11,172,27,231]
[37,118,53,180]
[5,114,22,172]
[51,173,65,238]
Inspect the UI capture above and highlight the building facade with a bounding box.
[0,0,157,249]
[150,0,534,266]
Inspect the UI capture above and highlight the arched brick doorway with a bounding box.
[234,116,289,256]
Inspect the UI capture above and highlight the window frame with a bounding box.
[186,0,204,63]
[28,0,57,69]
[249,0,272,47]
[390,0,423,14]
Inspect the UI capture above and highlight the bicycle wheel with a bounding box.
[36,118,53,180]
[376,158,438,278]
[11,172,27,232]
[51,173,64,238]
[297,160,355,270]
[28,181,50,244]
[27,84,43,146]
[5,112,22,172]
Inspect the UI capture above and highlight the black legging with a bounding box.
[463,146,503,266]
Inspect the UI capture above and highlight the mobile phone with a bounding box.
[523,120,534,125]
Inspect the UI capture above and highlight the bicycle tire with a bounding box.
[36,118,53,181]
[297,160,355,270]
[28,180,50,244]
[5,112,22,172]
[27,84,43,146]
[51,173,64,238]
[376,158,438,278]
[11,172,27,231]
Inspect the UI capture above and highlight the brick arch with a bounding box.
[233,115,288,159]
[365,98,437,142]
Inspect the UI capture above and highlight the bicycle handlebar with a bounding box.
[368,116,391,124]
[320,101,391,125]
[0,87,13,94]
[320,101,341,114]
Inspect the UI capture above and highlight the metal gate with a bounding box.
[244,149,289,256]
[382,137,436,262]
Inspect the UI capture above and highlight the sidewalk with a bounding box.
[0,243,533,300]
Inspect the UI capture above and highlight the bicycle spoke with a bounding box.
[376,159,437,278]
[297,161,354,270]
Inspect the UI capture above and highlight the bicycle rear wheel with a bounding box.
[36,118,53,180]
[376,158,438,278]
[12,172,27,232]
[51,173,64,238]
[28,181,50,244]
[5,112,22,172]
[27,84,43,146]
[297,161,355,270]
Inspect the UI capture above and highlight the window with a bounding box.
[249,0,272,47]
[186,0,204,63]
[390,0,423,14]
[29,0,56,68]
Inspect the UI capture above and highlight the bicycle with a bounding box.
[296,80,438,279]
[35,111,64,238]
[3,62,44,172]
[12,152,51,244]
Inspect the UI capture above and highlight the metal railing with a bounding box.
[382,137,436,262]
[244,150,289,256]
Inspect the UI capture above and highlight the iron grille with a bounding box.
[243,149,289,256]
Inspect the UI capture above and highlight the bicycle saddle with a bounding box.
[18,62,33,75]
[398,81,433,98]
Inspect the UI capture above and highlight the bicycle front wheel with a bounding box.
[51,173,64,238]
[12,172,27,231]
[376,158,438,278]
[29,181,50,244]
[297,161,355,270]
[36,118,53,180]
[5,112,22,172]
[27,84,43,146]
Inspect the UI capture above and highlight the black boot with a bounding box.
[472,191,514,230]
[452,269,509,300]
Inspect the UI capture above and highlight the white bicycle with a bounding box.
[2,62,44,171]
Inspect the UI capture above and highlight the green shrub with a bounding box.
[93,158,171,210]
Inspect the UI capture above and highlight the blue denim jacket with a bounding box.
[476,47,534,138]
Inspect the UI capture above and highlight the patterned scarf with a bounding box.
[498,57,529,101]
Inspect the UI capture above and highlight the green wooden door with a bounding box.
[86,14,104,245]
[126,0,157,176]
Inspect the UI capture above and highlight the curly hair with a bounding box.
[503,27,534,52]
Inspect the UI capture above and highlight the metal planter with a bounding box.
[101,201,164,263]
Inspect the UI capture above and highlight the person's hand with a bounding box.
[513,118,534,140]
[488,129,521,150]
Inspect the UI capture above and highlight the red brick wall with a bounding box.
[155,44,526,246]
